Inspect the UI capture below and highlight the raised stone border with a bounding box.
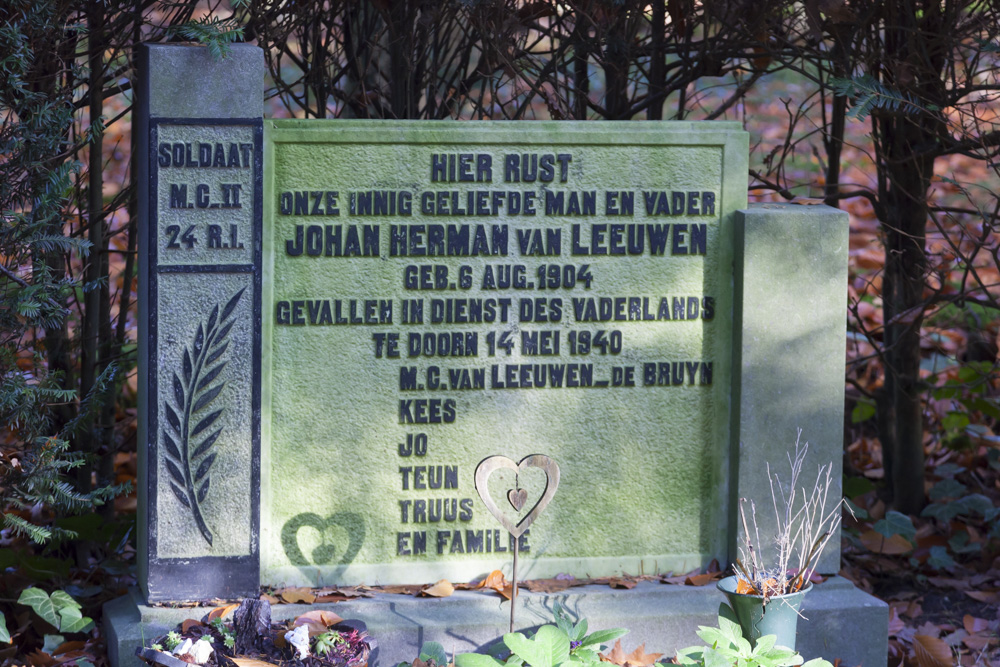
[105,577,887,667]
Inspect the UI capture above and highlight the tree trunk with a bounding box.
[78,0,106,498]
[872,0,948,514]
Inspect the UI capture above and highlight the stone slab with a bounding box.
[262,120,748,586]
[145,44,264,120]
[105,578,887,667]
[730,204,850,574]
[138,43,266,601]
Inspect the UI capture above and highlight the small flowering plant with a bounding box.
[734,430,849,601]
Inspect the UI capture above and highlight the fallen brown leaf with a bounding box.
[963,615,992,635]
[963,635,998,651]
[915,621,942,637]
[903,600,923,619]
[294,609,343,635]
[926,577,969,590]
[684,571,722,586]
[913,634,952,667]
[279,587,316,604]
[207,603,240,621]
[232,659,280,667]
[181,618,204,633]
[420,579,455,597]
[260,593,280,604]
[471,569,508,596]
[524,578,574,593]
[964,590,1000,604]
[859,530,912,555]
[887,607,905,637]
[315,594,351,603]
[51,641,86,656]
[56,651,93,664]
[599,640,663,667]
[943,629,968,647]
[27,650,56,667]
[381,585,423,595]
[608,577,637,590]
[316,587,371,598]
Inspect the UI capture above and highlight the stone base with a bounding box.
[105,577,886,667]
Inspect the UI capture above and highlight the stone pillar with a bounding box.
[137,44,265,601]
[728,203,850,574]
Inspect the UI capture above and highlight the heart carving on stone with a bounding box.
[475,454,560,537]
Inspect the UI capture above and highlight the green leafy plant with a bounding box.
[453,605,626,667]
[676,606,832,667]
[166,15,245,59]
[165,631,182,651]
[394,641,448,667]
[829,74,937,121]
[16,588,93,634]
[314,629,345,657]
[210,617,236,650]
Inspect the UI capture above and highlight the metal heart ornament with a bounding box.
[474,454,560,537]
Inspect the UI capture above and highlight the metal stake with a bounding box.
[510,536,519,633]
[473,454,560,637]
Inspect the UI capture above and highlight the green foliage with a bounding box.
[16,588,94,634]
[210,617,236,650]
[166,15,245,59]
[165,631,182,651]
[418,642,448,665]
[453,608,625,667]
[926,545,956,570]
[922,491,998,522]
[2,430,131,546]
[676,605,832,667]
[314,630,344,657]
[0,0,128,577]
[929,478,967,501]
[830,74,937,121]
[873,511,916,544]
[850,398,875,424]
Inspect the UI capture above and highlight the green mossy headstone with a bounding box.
[260,121,748,586]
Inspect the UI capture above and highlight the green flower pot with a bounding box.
[717,575,812,650]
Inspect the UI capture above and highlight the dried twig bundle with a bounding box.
[734,429,849,601]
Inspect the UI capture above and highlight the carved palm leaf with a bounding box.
[162,287,245,546]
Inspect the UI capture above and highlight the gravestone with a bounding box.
[107,43,887,667]
[261,119,744,588]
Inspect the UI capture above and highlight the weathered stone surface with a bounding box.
[138,43,264,602]
[146,44,264,119]
[262,121,748,586]
[730,203,850,574]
